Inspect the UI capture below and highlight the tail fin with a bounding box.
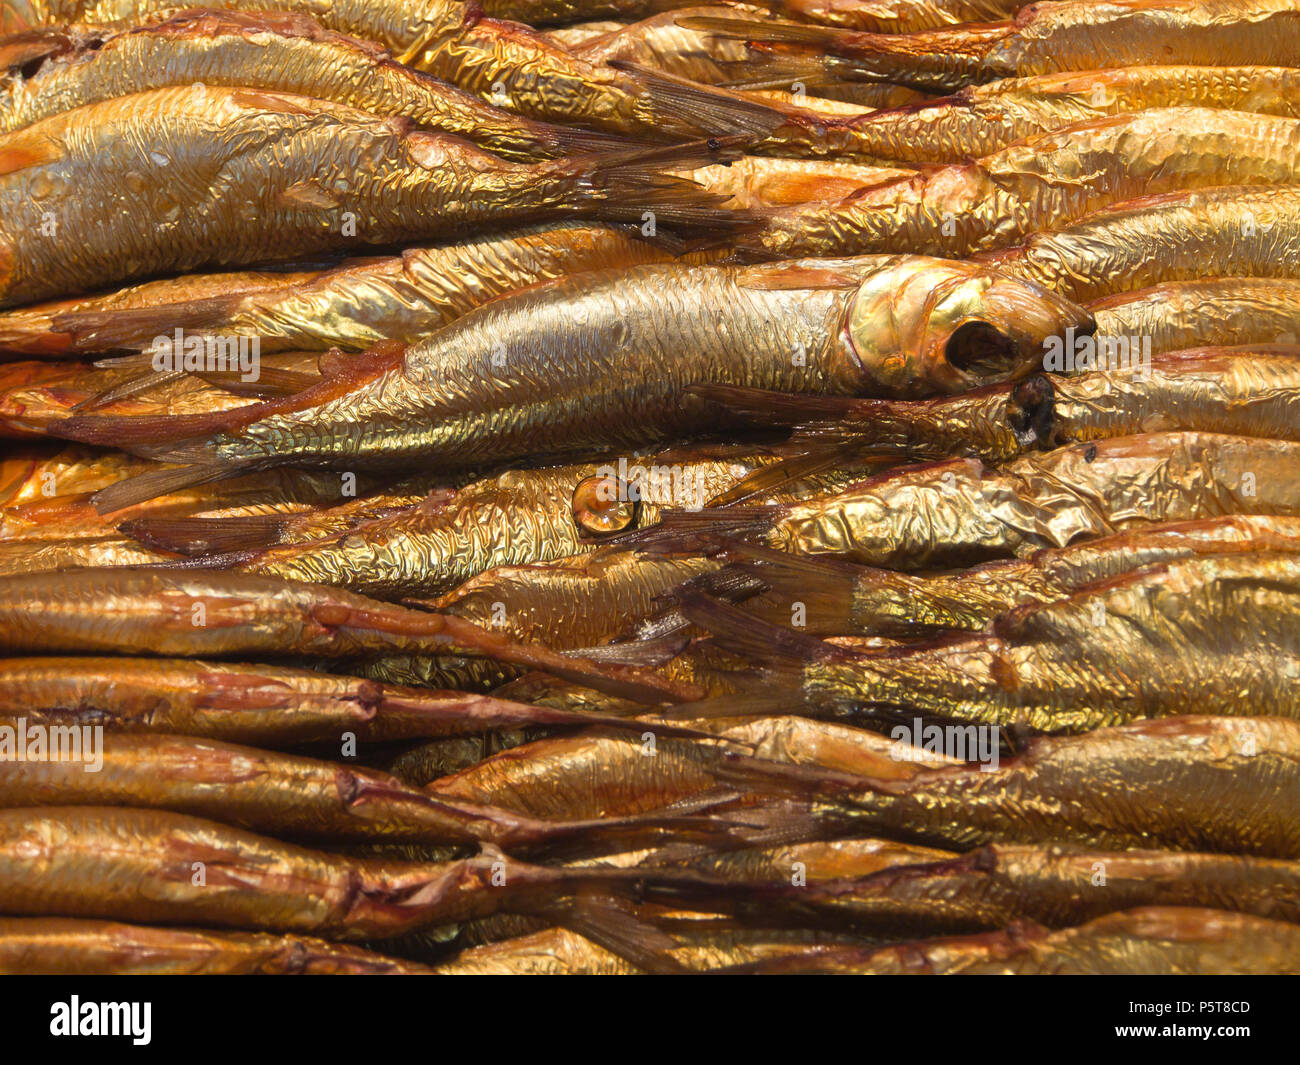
[608,504,780,553]
[53,342,403,448]
[50,295,251,355]
[675,589,852,667]
[553,893,687,975]
[91,463,250,516]
[576,135,751,230]
[610,59,795,141]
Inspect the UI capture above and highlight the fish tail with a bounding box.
[609,60,796,141]
[551,894,687,975]
[706,546,864,635]
[569,135,751,230]
[679,15,1007,91]
[608,504,781,553]
[53,342,403,450]
[90,463,252,516]
[50,295,244,354]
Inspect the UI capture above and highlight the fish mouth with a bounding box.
[944,320,1026,382]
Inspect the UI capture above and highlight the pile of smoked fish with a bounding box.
[0,0,1297,975]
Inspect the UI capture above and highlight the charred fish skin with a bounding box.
[177,256,1089,472]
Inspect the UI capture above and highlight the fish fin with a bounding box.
[54,341,403,448]
[675,589,850,666]
[577,135,750,230]
[51,295,245,353]
[119,513,291,555]
[89,463,245,516]
[622,565,769,642]
[560,633,689,668]
[608,505,780,553]
[706,441,889,507]
[685,383,862,425]
[608,59,793,140]
[68,367,187,412]
[676,15,848,49]
[548,124,645,156]
[0,130,62,176]
[192,367,322,398]
[554,893,688,975]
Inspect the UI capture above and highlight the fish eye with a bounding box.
[572,474,638,536]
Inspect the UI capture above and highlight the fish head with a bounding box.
[842,257,1095,397]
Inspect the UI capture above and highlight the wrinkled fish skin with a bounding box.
[760,432,1300,569]
[0,11,625,160]
[784,845,1300,935]
[719,0,1300,93]
[778,552,1300,732]
[751,108,1300,259]
[743,515,1300,638]
[175,256,1089,471]
[0,224,710,357]
[233,450,790,598]
[0,567,696,705]
[0,731,648,848]
[764,0,1029,33]
[740,908,1300,974]
[709,346,1300,463]
[0,84,718,307]
[431,715,944,819]
[1088,278,1300,353]
[980,186,1300,303]
[0,806,643,939]
[0,917,435,974]
[759,716,1300,857]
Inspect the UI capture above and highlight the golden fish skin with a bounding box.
[425,549,717,650]
[857,66,1300,164]
[0,806,661,939]
[171,257,1088,474]
[767,0,1026,33]
[779,551,1300,731]
[685,156,913,210]
[0,11,628,160]
[701,0,1300,93]
[0,917,435,974]
[0,655,618,746]
[785,846,1300,937]
[761,432,1300,569]
[980,186,1300,304]
[760,716,1300,856]
[1089,278,1300,353]
[0,731,692,849]
[431,714,949,819]
[742,515,1300,638]
[1,224,715,358]
[570,5,769,84]
[705,345,1300,464]
[0,535,173,574]
[0,84,726,308]
[432,923,857,974]
[231,451,791,598]
[751,108,1300,259]
[0,567,696,704]
[743,908,1300,974]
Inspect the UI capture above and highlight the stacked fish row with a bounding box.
[0,0,1296,974]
